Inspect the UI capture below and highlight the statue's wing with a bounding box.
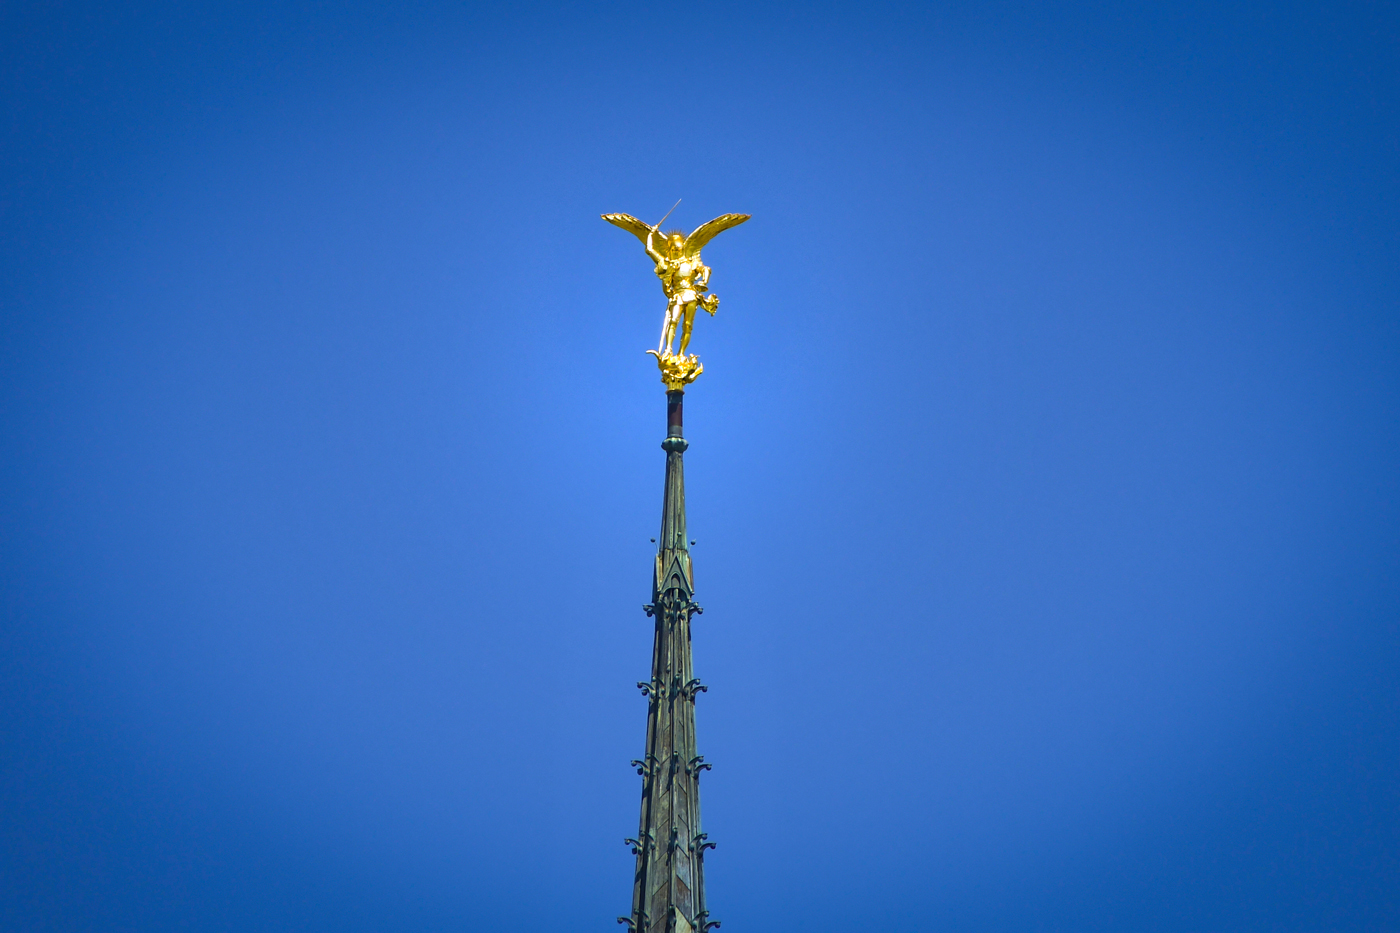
[601,213,661,251]
[683,213,751,258]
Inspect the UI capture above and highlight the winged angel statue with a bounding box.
[602,210,750,373]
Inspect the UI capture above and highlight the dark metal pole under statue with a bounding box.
[621,390,716,933]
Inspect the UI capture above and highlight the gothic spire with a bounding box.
[621,389,716,933]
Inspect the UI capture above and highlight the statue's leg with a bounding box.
[678,303,697,355]
[660,301,679,355]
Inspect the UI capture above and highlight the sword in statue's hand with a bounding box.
[647,199,681,250]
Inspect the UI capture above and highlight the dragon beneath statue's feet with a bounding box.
[647,349,704,391]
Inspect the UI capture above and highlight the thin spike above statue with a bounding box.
[602,207,750,390]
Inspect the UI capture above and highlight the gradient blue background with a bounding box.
[3,3,1397,931]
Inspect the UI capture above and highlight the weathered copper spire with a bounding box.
[620,389,717,933]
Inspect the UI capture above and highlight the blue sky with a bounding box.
[2,3,1397,931]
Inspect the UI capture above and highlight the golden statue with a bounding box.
[603,207,750,389]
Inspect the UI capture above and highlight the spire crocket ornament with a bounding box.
[603,205,748,933]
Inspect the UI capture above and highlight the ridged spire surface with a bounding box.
[621,390,715,933]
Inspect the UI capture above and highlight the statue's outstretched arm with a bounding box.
[644,226,665,265]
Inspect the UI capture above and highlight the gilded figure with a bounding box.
[602,210,750,359]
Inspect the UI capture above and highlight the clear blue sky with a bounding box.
[2,3,1397,931]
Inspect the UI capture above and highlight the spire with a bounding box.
[621,390,717,933]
